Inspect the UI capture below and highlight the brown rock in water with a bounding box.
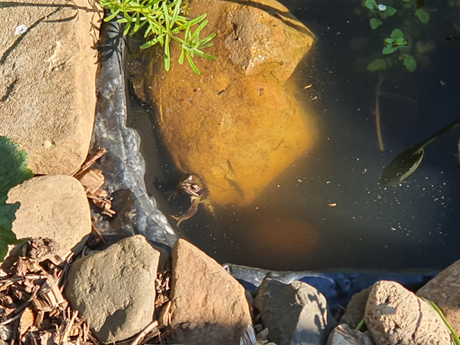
[170,239,252,345]
[7,175,91,254]
[134,0,317,206]
[417,259,460,334]
[365,281,452,345]
[0,0,102,175]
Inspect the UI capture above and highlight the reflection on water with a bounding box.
[128,0,460,270]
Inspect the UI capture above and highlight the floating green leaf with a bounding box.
[370,18,382,29]
[0,137,33,261]
[415,8,430,23]
[383,45,396,54]
[364,0,377,10]
[384,6,397,16]
[390,29,404,39]
[395,37,408,46]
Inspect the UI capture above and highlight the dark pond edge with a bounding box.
[91,19,439,313]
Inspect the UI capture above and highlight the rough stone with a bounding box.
[365,281,452,345]
[170,238,252,345]
[254,278,337,345]
[133,0,317,206]
[417,259,460,334]
[327,324,375,345]
[341,287,372,328]
[65,235,160,343]
[0,0,102,175]
[7,175,91,254]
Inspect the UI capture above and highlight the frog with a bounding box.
[171,174,213,226]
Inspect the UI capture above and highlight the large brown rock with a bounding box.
[365,281,452,345]
[134,0,317,206]
[0,0,102,174]
[417,259,460,334]
[170,239,252,345]
[7,175,91,254]
[66,235,160,343]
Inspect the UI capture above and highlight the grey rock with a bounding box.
[327,324,375,345]
[170,239,252,345]
[65,235,160,343]
[365,280,452,345]
[254,278,337,345]
[417,259,460,334]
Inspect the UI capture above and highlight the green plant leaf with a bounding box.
[402,54,417,72]
[367,58,387,71]
[364,0,377,9]
[0,136,33,261]
[100,0,215,74]
[395,37,408,46]
[415,8,430,23]
[384,38,394,44]
[384,6,397,16]
[390,29,404,39]
[104,9,121,22]
[383,45,395,54]
[369,18,382,29]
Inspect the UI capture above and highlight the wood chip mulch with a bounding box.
[0,238,98,345]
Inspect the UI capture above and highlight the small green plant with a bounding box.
[367,29,417,72]
[363,0,397,30]
[360,0,435,73]
[0,136,33,261]
[99,0,216,74]
[382,29,407,54]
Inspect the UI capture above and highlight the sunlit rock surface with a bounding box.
[365,281,452,345]
[134,0,317,206]
[0,0,102,174]
[7,175,91,254]
[66,235,160,343]
[170,239,252,344]
[417,259,460,334]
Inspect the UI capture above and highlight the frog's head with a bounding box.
[179,174,202,198]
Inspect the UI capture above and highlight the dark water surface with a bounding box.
[127,0,460,271]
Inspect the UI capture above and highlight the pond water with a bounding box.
[127,0,460,271]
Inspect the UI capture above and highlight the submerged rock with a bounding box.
[417,259,460,334]
[0,0,102,174]
[133,0,317,206]
[364,281,452,345]
[65,235,160,343]
[170,239,252,345]
[254,278,336,345]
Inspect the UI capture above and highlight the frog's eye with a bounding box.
[191,184,201,193]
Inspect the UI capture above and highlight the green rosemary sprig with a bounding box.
[99,0,216,74]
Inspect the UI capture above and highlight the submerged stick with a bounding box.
[374,75,385,151]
